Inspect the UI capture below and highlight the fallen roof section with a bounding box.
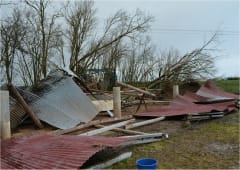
[134,80,237,118]
[16,71,99,129]
[196,80,240,100]
[9,96,27,129]
[0,135,128,169]
[134,96,236,117]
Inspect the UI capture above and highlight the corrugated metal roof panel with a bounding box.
[0,135,128,169]
[135,96,236,118]
[9,97,27,129]
[197,80,239,99]
[16,75,99,129]
[135,81,237,118]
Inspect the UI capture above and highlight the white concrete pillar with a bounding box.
[113,87,121,118]
[0,90,11,139]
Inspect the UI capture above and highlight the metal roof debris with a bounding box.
[0,133,168,169]
[9,96,27,129]
[197,80,240,100]
[0,135,128,169]
[29,77,98,129]
[134,81,238,118]
[10,71,99,129]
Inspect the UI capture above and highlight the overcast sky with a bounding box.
[1,0,239,78]
[94,0,239,77]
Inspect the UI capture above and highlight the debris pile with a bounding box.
[135,80,239,120]
[1,75,239,169]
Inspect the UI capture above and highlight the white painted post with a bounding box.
[173,85,179,98]
[0,90,11,139]
[113,87,121,118]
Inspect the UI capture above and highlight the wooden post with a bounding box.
[0,90,11,139]
[113,87,121,118]
[173,84,179,98]
[8,84,43,128]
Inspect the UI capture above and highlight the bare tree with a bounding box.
[120,36,157,83]
[24,0,63,78]
[65,0,153,77]
[148,33,218,88]
[65,0,96,75]
[0,8,26,84]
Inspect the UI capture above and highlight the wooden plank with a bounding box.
[125,117,165,130]
[87,152,132,169]
[116,81,156,97]
[91,100,113,112]
[78,119,135,136]
[8,84,43,128]
[52,115,133,135]
[95,124,147,135]
[0,90,11,139]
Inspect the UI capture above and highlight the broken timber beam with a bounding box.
[95,124,147,135]
[8,84,43,128]
[125,116,165,130]
[52,115,133,135]
[116,81,156,97]
[79,119,135,136]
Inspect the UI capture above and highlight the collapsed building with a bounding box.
[1,70,239,169]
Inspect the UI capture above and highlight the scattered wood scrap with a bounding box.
[91,100,113,112]
[95,125,147,135]
[52,115,133,135]
[79,119,135,136]
[116,81,156,97]
[125,117,165,130]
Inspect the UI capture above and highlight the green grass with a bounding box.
[214,79,240,94]
[109,112,240,169]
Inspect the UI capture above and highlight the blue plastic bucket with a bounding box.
[136,158,158,170]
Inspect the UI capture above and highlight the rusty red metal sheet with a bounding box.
[182,91,210,103]
[197,80,239,99]
[134,80,237,118]
[0,135,128,169]
[134,94,236,117]
[134,102,235,117]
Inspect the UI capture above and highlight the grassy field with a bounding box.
[110,79,240,169]
[214,79,240,94]
[110,112,239,169]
